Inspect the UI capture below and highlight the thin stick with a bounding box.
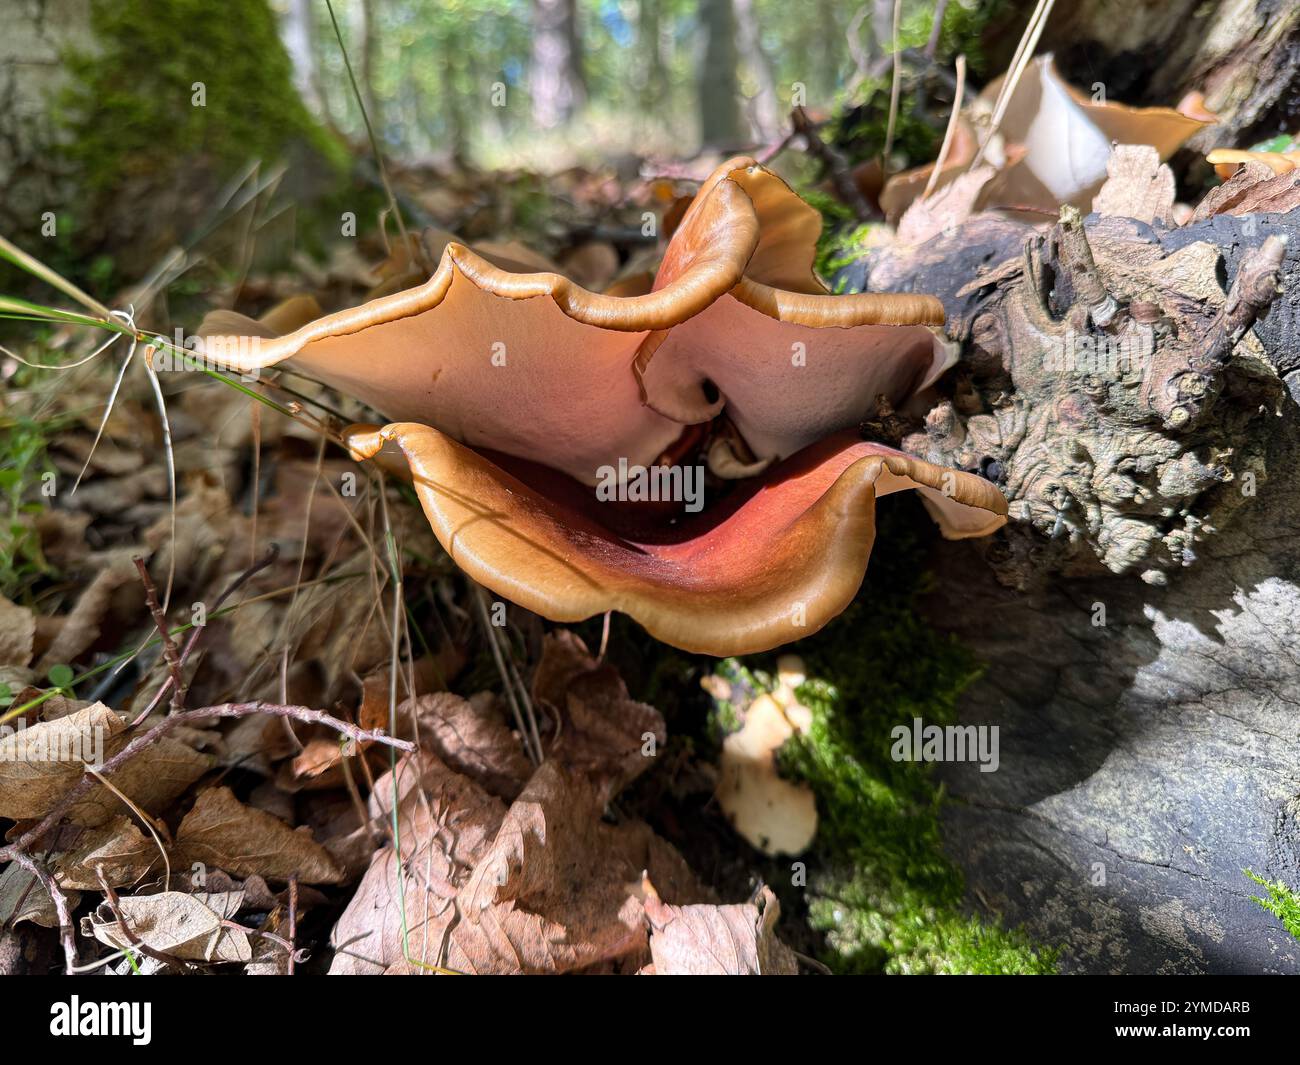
[143,363,178,611]
[86,766,173,889]
[133,556,185,712]
[132,545,281,724]
[922,54,967,200]
[6,563,360,726]
[881,0,904,171]
[791,107,875,221]
[924,0,950,61]
[8,851,78,973]
[287,875,299,976]
[971,0,1056,169]
[0,702,413,864]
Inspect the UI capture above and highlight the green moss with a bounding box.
[832,75,940,177]
[814,221,886,288]
[0,397,66,601]
[53,0,346,257]
[924,0,1010,77]
[809,0,1010,210]
[1246,870,1300,941]
[708,502,1058,974]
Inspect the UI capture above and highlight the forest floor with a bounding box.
[0,151,1063,975]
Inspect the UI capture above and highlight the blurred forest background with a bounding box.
[0,0,998,283]
[267,0,988,164]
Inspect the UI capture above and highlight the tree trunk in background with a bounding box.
[733,0,781,140]
[531,0,586,130]
[282,0,322,116]
[637,0,669,111]
[698,0,744,149]
[439,24,469,163]
[0,0,94,235]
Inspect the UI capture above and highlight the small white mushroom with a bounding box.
[717,657,817,856]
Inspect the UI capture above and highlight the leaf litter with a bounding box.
[0,158,810,974]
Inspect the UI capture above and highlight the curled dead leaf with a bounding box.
[50,815,158,891]
[644,884,798,975]
[0,704,123,820]
[174,786,345,885]
[83,890,251,963]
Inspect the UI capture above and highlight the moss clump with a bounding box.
[1246,870,1300,941]
[710,501,1058,974]
[814,221,892,291]
[40,0,350,287]
[59,0,344,197]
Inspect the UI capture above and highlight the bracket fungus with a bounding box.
[198,158,1007,655]
[878,55,1212,222]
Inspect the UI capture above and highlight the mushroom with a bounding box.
[716,654,817,856]
[881,55,1213,221]
[198,157,1007,655]
[1206,147,1300,182]
[344,423,1003,655]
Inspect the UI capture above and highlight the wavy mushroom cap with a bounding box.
[979,55,1211,210]
[195,158,999,655]
[882,55,1213,219]
[196,157,945,485]
[346,422,1006,657]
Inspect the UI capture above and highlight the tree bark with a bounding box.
[531,0,586,129]
[698,0,745,149]
[839,180,1300,973]
[733,0,781,141]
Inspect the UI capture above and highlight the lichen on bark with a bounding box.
[832,164,1295,591]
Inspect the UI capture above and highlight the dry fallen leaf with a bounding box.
[329,751,507,974]
[645,884,798,975]
[174,786,345,885]
[0,703,123,820]
[0,862,80,929]
[35,555,138,673]
[83,890,251,963]
[51,815,158,890]
[0,595,36,668]
[1092,145,1175,225]
[531,630,666,800]
[447,761,702,975]
[1191,160,1300,221]
[64,731,215,829]
[408,691,533,800]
